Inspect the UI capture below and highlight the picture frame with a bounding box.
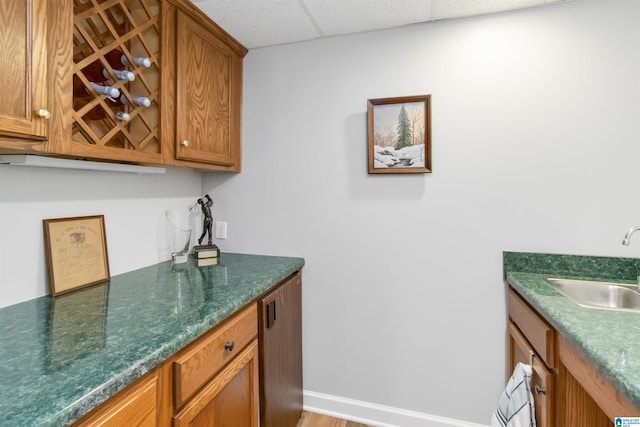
[367,94,432,174]
[43,215,110,296]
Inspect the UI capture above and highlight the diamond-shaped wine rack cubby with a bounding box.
[72,0,160,154]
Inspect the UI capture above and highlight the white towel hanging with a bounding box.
[490,362,536,427]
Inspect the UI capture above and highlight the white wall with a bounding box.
[0,166,202,308]
[203,0,640,424]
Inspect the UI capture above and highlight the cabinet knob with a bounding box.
[224,341,235,352]
[534,385,546,395]
[181,140,190,147]
[36,108,51,120]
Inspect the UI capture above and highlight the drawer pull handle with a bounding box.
[534,385,546,395]
[224,341,235,352]
[181,140,190,147]
[266,300,277,329]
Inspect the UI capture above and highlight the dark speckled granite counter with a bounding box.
[0,252,304,426]
[504,251,640,410]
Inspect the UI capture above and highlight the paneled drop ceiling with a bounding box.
[191,0,569,49]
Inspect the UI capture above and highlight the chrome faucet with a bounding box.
[622,226,640,246]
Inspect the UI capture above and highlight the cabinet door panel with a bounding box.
[175,11,241,167]
[508,322,553,427]
[531,353,553,427]
[190,362,251,427]
[0,0,48,138]
[259,273,303,427]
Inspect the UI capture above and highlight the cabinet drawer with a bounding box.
[508,288,555,367]
[174,303,258,408]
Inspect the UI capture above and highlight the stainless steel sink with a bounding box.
[546,278,640,312]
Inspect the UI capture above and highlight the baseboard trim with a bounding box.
[303,390,490,427]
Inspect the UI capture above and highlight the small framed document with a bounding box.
[43,215,110,296]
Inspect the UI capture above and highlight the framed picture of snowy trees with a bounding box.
[367,95,431,174]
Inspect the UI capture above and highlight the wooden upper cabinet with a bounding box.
[69,0,163,164]
[0,0,49,140]
[171,2,246,171]
[0,0,246,170]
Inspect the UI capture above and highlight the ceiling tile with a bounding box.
[191,0,569,50]
[431,0,549,21]
[302,0,434,36]
[192,0,322,48]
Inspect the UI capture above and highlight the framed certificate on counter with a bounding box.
[43,215,110,296]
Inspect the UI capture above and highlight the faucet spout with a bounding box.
[622,226,640,246]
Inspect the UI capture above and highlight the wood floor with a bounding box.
[297,411,373,427]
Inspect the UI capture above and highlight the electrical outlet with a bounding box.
[215,221,227,239]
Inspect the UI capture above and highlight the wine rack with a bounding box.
[72,0,160,155]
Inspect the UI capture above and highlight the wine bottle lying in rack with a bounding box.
[90,82,120,98]
[122,55,152,68]
[115,111,131,122]
[104,68,135,82]
[81,59,135,83]
[105,49,152,69]
[120,95,151,107]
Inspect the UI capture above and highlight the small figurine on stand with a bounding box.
[193,194,220,266]
[197,194,213,246]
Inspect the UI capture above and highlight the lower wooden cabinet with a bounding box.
[75,373,159,427]
[172,303,259,427]
[259,272,303,427]
[173,340,259,427]
[508,288,554,427]
[508,285,639,426]
[73,272,304,427]
[173,304,258,408]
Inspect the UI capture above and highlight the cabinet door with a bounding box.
[508,322,553,427]
[259,272,303,427]
[0,0,49,139]
[173,340,259,427]
[174,10,242,169]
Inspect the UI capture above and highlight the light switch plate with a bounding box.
[215,221,227,239]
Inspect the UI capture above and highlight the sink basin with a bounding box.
[546,278,640,312]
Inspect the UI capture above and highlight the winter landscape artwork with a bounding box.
[367,95,431,174]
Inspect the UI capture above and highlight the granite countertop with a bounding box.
[504,251,640,410]
[0,252,304,426]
